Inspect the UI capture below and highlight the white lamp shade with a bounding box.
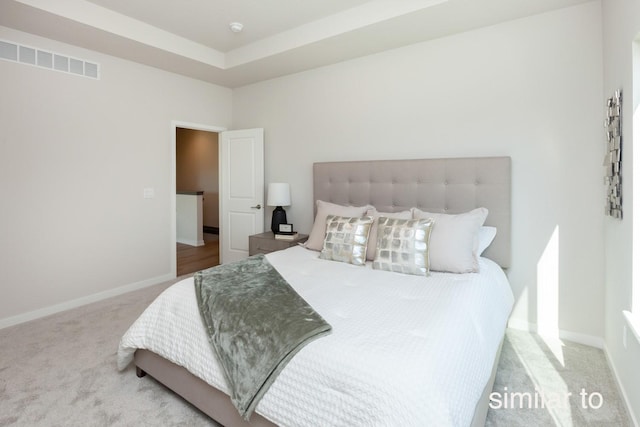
[267,183,291,206]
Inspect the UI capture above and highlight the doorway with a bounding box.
[172,121,226,277]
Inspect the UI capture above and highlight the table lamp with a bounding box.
[267,183,291,233]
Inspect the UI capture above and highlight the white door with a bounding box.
[219,128,264,263]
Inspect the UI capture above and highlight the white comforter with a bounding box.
[117,246,514,427]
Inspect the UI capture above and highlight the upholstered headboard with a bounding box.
[313,157,511,268]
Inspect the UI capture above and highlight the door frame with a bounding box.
[170,120,226,278]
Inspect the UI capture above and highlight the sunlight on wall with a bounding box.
[632,38,640,316]
[537,226,560,333]
[634,105,640,317]
[537,226,565,365]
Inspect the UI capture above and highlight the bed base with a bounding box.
[135,349,276,427]
[134,339,504,427]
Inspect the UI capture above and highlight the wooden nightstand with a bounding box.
[249,232,308,256]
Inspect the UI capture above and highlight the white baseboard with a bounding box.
[0,273,174,330]
[176,238,205,247]
[507,318,605,349]
[603,345,640,427]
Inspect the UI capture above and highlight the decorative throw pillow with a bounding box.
[305,201,370,251]
[319,215,374,266]
[413,207,488,273]
[364,208,413,261]
[372,217,435,276]
[478,226,497,255]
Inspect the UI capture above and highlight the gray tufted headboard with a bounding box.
[313,156,511,268]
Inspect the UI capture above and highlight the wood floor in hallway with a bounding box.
[177,233,219,276]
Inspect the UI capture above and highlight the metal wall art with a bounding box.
[604,90,622,219]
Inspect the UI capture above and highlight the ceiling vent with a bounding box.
[0,39,100,79]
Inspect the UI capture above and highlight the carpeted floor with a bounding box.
[486,329,631,426]
[0,277,632,426]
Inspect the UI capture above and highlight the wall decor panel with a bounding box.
[604,90,622,218]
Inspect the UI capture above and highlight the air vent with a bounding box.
[19,45,36,65]
[0,40,18,61]
[0,39,100,80]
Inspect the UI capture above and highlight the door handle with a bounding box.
[251,204,262,210]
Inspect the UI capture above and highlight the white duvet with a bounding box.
[117,246,514,427]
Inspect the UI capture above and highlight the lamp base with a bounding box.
[271,206,287,234]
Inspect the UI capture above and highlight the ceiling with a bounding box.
[0,0,591,88]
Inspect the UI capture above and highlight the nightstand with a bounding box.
[249,232,308,256]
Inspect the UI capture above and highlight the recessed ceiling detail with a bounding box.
[0,0,592,87]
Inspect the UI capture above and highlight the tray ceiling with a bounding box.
[0,0,591,87]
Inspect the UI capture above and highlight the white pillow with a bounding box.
[305,200,370,251]
[478,226,497,255]
[413,207,489,273]
[365,208,412,261]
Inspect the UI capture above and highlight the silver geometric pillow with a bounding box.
[319,215,373,266]
[372,217,435,276]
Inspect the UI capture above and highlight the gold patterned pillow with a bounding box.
[372,217,435,276]
[319,215,374,266]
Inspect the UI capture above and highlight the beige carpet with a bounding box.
[0,277,632,426]
[486,329,631,426]
[0,276,215,427]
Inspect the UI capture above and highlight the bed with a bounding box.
[117,156,513,427]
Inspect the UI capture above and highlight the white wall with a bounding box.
[233,2,605,339]
[0,26,232,325]
[176,194,204,247]
[602,0,640,423]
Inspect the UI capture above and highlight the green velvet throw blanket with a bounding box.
[194,254,332,420]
